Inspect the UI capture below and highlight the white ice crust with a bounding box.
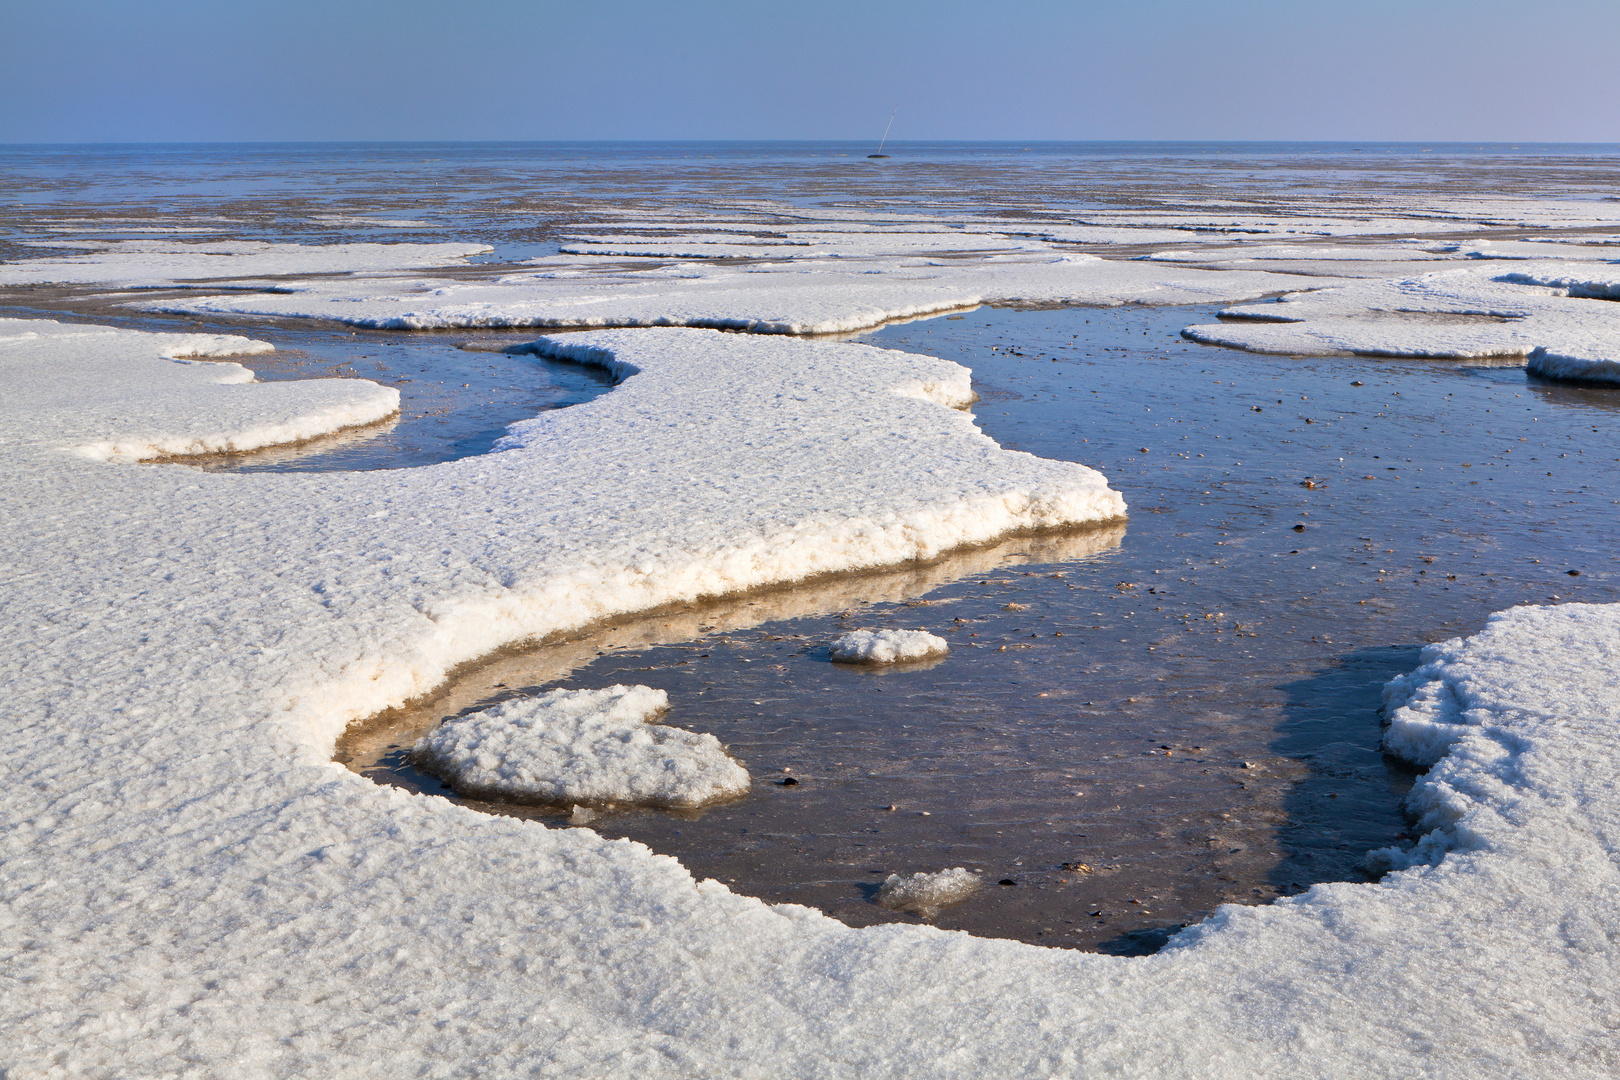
[413,685,748,808]
[876,868,982,919]
[1528,345,1620,383]
[132,256,1339,335]
[1182,265,1620,360]
[0,239,491,285]
[0,318,398,461]
[829,628,950,665]
[9,193,1620,1075]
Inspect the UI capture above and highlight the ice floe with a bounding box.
[136,255,1336,334]
[1528,345,1620,384]
[0,239,491,286]
[413,685,749,808]
[876,868,981,918]
[829,628,949,664]
[1183,265,1620,359]
[6,296,1620,1074]
[1,318,397,461]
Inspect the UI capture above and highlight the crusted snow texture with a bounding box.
[1181,265,1620,359]
[829,628,950,665]
[0,239,491,286]
[876,868,982,919]
[8,317,1620,1077]
[413,685,748,808]
[1,318,398,461]
[134,255,1342,335]
[1527,345,1620,383]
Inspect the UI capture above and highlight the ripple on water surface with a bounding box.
[342,303,1620,953]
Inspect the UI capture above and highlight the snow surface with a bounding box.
[1182,265,1620,359]
[413,685,749,808]
[0,239,491,286]
[10,190,1620,1074]
[0,318,398,461]
[135,255,1341,335]
[1528,345,1620,384]
[876,868,982,919]
[829,628,950,665]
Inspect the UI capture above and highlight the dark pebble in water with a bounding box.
[779,777,799,786]
[1293,523,1307,532]
[998,878,1017,886]
[1568,569,1582,576]
[1351,380,1365,386]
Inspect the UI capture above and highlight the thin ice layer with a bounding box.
[414,685,748,808]
[829,628,950,664]
[6,315,1619,1076]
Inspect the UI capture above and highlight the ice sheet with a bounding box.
[135,256,1342,335]
[0,239,492,285]
[1182,265,1620,358]
[4,311,1618,1075]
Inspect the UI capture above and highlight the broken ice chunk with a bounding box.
[413,684,749,808]
[829,628,949,665]
[876,868,981,918]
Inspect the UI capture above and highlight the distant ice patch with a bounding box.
[829,628,949,665]
[876,868,981,918]
[413,685,750,808]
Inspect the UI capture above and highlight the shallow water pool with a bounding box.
[338,301,1620,952]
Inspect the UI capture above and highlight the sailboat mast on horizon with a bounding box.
[868,108,897,158]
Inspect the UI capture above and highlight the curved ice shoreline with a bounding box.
[3,315,1616,1077]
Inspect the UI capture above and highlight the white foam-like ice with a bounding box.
[1527,345,1620,383]
[136,255,1338,334]
[1182,265,1620,359]
[0,318,397,461]
[0,239,491,286]
[829,628,950,664]
[413,685,749,808]
[876,868,982,918]
[7,306,1620,1075]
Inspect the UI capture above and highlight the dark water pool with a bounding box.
[337,302,1620,952]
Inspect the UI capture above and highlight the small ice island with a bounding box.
[413,684,750,809]
[876,868,982,919]
[829,628,950,665]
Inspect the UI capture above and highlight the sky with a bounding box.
[4,0,1618,144]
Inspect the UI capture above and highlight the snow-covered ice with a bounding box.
[876,868,982,919]
[829,628,950,665]
[1182,265,1620,359]
[413,685,749,808]
[1,318,398,461]
[1527,345,1620,384]
[7,187,1620,1075]
[0,239,491,286]
[135,255,1340,335]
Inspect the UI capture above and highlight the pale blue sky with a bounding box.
[4,0,1617,143]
